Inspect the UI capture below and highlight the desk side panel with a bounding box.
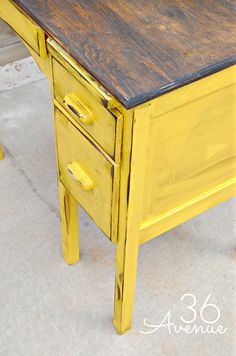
[140,66,236,244]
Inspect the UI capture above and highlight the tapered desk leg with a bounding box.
[58,180,79,264]
[0,145,3,160]
[113,105,150,334]
[113,234,139,334]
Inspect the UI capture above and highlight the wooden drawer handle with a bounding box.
[67,162,94,191]
[63,93,94,125]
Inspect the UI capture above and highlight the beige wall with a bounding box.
[0,19,29,66]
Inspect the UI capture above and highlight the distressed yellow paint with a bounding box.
[48,39,120,110]
[150,65,236,118]
[25,43,51,79]
[0,0,46,57]
[0,145,3,160]
[54,106,120,240]
[67,161,95,192]
[114,104,151,334]
[140,176,236,244]
[52,57,123,161]
[63,92,94,125]
[58,180,79,265]
[1,1,236,335]
[141,65,236,244]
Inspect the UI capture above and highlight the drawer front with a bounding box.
[0,0,46,56]
[52,58,121,160]
[55,107,119,240]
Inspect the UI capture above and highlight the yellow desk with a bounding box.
[0,0,235,334]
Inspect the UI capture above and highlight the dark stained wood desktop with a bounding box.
[12,0,236,108]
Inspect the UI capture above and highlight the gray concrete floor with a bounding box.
[0,58,235,356]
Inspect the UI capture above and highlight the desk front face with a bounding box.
[139,65,236,243]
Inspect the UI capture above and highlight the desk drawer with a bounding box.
[0,0,46,57]
[54,107,119,240]
[52,58,122,160]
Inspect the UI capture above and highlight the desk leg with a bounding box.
[113,236,139,334]
[0,145,3,160]
[58,180,79,264]
[113,105,150,334]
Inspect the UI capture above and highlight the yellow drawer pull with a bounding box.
[63,93,94,125]
[67,162,94,191]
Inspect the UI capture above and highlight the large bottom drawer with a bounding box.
[54,107,120,240]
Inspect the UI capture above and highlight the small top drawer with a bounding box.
[52,57,122,162]
[0,0,46,57]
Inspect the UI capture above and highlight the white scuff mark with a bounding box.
[0,57,45,92]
